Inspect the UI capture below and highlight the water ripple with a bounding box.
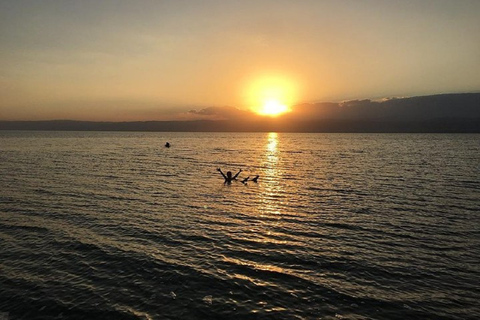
[1,132,479,319]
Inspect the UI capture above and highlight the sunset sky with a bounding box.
[1,0,479,121]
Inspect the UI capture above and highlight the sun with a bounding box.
[258,99,290,116]
[244,74,298,117]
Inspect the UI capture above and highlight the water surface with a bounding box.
[0,132,479,319]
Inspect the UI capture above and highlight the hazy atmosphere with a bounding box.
[2,2,480,319]
[1,0,479,121]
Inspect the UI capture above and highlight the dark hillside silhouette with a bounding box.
[1,93,479,133]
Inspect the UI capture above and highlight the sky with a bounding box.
[1,0,479,121]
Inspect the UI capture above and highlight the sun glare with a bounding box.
[245,74,298,117]
[258,99,290,116]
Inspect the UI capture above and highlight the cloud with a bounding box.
[178,106,256,120]
[340,99,375,108]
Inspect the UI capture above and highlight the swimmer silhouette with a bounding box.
[241,176,249,184]
[217,168,242,184]
[165,142,170,148]
[251,175,259,183]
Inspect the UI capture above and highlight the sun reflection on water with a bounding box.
[265,132,279,179]
[260,132,284,217]
[266,132,278,154]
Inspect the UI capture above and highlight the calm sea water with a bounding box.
[0,131,479,320]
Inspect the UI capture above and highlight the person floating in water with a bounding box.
[165,142,170,148]
[251,175,259,183]
[217,168,242,184]
[241,176,249,184]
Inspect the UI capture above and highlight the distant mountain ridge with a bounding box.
[1,93,479,132]
[289,93,480,121]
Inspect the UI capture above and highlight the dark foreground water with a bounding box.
[0,132,479,320]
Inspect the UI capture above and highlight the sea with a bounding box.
[0,131,479,320]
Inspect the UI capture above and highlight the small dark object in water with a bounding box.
[165,142,170,148]
[251,175,259,183]
[241,176,249,184]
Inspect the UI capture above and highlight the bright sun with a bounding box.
[245,74,298,117]
[258,99,290,116]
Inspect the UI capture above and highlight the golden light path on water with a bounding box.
[262,132,281,217]
[231,132,292,282]
[253,133,291,245]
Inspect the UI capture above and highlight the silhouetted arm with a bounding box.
[217,168,227,180]
[233,169,242,180]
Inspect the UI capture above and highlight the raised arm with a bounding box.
[233,169,242,180]
[217,168,227,180]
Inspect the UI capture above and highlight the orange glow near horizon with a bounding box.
[245,74,298,117]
